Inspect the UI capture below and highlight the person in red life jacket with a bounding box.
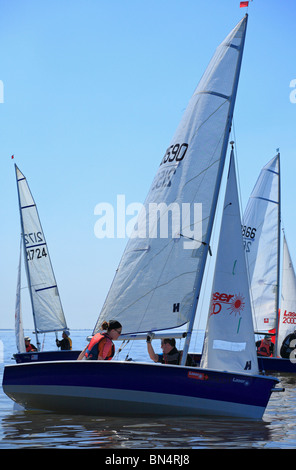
[24,336,37,352]
[146,336,196,366]
[256,335,274,357]
[77,320,122,361]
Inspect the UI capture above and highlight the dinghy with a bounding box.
[3,14,282,418]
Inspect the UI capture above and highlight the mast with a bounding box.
[274,152,281,355]
[15,164,41,351]
[181,15,248,364]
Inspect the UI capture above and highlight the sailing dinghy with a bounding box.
[3,15,282,419]
[243,153,296,373]
[13,165,80,363]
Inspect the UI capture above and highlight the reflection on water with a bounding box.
[1,411,274,449]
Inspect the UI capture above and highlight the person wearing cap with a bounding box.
[56,330,72,350]
[77,320,122,361]
[280,329,296,359]
[25,337,37,352]
[256,335,274,357]
[146,336,196,366]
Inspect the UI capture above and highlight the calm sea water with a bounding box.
[1,329,296,450]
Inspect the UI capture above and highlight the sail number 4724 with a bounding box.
[26,247,48,261]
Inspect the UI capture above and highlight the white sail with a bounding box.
[15,241,26,353]
[277,236,296,355]
[201,151,259,375]
[15,165,67,333]
[94,16,248,336]
[242,154,280,332]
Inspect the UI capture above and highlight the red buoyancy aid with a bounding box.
[257,339,271,357]
[85,332,115,360]
[26,344,37,352]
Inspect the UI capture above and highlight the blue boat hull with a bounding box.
[256,356,296,373]
[2,360,279,419]
[13,350,81,363]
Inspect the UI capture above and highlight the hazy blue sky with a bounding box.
[0,0,295,332]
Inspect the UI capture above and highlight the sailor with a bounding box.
[256,335,274,357]
[146,336,195,366]
[77,320,122,361]
[56,330,72,350]
[24,336,37,352]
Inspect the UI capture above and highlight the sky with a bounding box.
[0,0,295,332]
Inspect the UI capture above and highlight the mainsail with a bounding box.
[94,15,248,337]
[242,154,280,332]
[15,165,67,337]
[201,150,259,375]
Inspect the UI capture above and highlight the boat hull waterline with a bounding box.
[3,360,279,419]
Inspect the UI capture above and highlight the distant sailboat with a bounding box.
[3,15,282,418]
[243,153,296,372]
[13,165,80,362]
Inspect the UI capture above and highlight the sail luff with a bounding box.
[181,14,248,364]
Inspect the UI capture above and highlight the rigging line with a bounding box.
[231,119,244,220]
[114,339,130,359]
